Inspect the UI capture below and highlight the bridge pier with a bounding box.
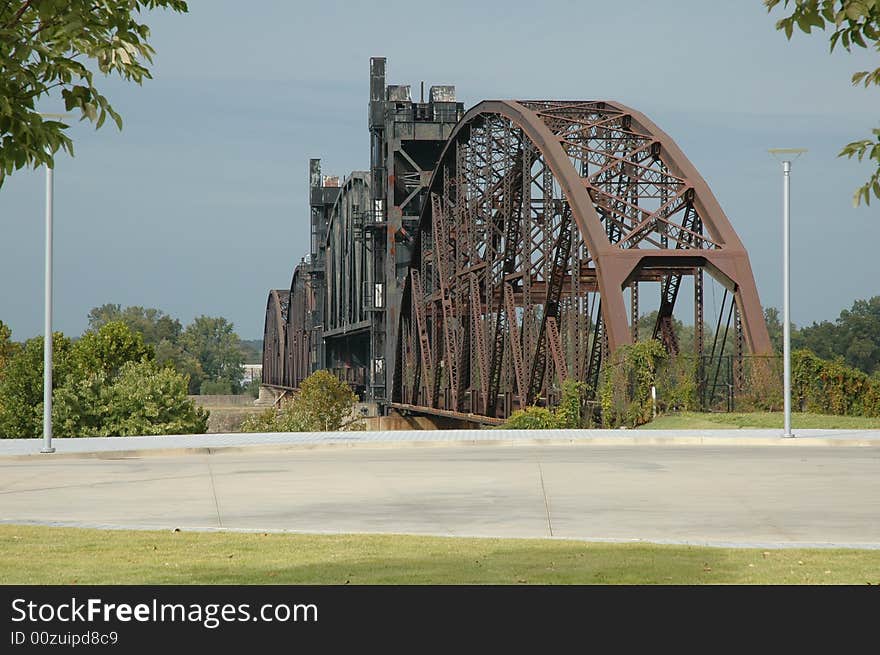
[256,385,288,407]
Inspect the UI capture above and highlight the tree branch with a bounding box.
[4,0,33,29]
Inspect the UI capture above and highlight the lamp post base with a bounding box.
[782,432,796,439]
[40,447,56,454]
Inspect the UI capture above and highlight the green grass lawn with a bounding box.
[1,526,878,585]
[643,411,880,430]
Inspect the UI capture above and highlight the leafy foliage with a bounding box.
[0,332,73,438]
[180,316,245,394]
[0,1,188,186]
[792,348,880,416]
[86,304,207,392]
[88,304,182,346]
[241,371,360,433]
[599,340,668,428]
[85,304,255,394]
[792,296,880,374]
[238,339,264,365]
[763,306,785,354]
[96,360,208,436]
[54,360,207,437]
[732,357,785,413]
[502,406,560,429]
[765,0,880,205]
[243,378,262,399]
[0,322,206,438]
[502,380,590,429]
[0,319,17,374]
[653,355,698,414]
[199,379,233,395]
[153,337,203,393]
[71,320,153,378]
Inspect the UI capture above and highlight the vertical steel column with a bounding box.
[630,281,639,342]
[41,163,55,454]
[782,160,793,438]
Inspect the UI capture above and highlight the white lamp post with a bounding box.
[38,113,70,454]
[769,148,806,439]
[41,158,55,453]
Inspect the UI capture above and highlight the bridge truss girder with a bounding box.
[393,100,771,419]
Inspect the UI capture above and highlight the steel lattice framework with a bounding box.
[262,289,289,389]
[391,100,771,418]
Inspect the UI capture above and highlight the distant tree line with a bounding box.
[764,296,880,377]
[0,320,207,438]
[643,296,880,379]
[86,304,260,394]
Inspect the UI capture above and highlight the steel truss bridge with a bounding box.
[262,57,772,425]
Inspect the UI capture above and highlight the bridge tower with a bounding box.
[367,57,464,406]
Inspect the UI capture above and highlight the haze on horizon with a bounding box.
[1,0,877,341]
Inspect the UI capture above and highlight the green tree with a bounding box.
[71,321,153,378]
[55,360,207,437]
[87,304,182,347]
[1,324,207,438]
[238,339,264,365]
[794,296,880,374]
[242,370,359,433]
[838,296,880,372]
[52,369,107,437]
[181,316,245,393]
[765,0,880,205]
[153,338,203,394]
[0,319,16,375]
[98,360,207,436]
[0,1,188,186]
[763,307,786,354]
[0,333,73,438]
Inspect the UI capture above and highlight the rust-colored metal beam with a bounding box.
[269,92,772,427]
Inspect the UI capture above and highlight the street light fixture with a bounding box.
[769,148,807,439]
[38,113,71,454]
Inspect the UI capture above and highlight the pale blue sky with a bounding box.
[1,0,877,340]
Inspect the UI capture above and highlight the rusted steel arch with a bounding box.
[325,172,371,333]
[261,289,289,387]
[394,99,771,419]
[585,100,770,355]
[417,99,769,354]
[285,262,316,390]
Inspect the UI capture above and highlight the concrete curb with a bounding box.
[2,519,879,551]
[2,433,879,461]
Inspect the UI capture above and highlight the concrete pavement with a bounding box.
[1,442,878,548]
[1,427,879,460]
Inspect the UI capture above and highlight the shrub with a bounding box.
[243,378,262,398]
[241,370,361,433]
[654,355,697,413]
[54,360,208,437]
[98,360,208,436]
[792,349,880,417]
[735,356,783,412]
[502,379,590,429]
[503,406,560,429]
[240,407,280,433]
[0,333,74,438]
[0,325,207,438]
[199,379,233,395]
[599,340,667,428]
[72,321,153,378]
